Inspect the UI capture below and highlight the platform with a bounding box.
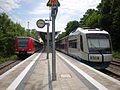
[0,51,120,90]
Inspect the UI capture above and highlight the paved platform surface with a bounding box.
[24,52,89,90]
[0,51,120,90]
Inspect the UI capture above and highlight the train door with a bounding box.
[64,37,68,54]
[79,34,89,61]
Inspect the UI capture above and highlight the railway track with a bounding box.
[100,59,120,81]
[100,69,120,81]
[0,59,21,75]
[111,59,120,67]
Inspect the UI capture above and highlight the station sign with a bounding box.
[36,19,45,28]
[47,0,60,6]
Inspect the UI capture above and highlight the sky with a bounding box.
[0,0,101,32]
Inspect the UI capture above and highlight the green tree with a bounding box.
[98,0,112,31]
[111,0,120,50]
[98,0,120,51]
[80,9,100,28]
[79,0,120,51]
[0,13,39,58]
[65,21,79,35]
[56,21,79,40]
[56,32,66,40]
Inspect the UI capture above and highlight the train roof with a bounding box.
[16,36,40,42]
[69,28,109,36]
[17,36,32,38]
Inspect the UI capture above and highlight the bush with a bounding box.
[113,51,120,59]
[0,55,17,63]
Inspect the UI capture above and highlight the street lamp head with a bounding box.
[47,0,60,7]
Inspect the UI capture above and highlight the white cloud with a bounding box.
[29,2,49,15]
[6,0,100,33]
[26,0,101,32]
[0,0,101,33]
[21,0,35,4]
[9,15,22,24]
[0,0,20,13]
[56,0,101,32]
[59,0,100,15]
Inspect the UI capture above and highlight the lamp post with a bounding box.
[36,19,50,59]
[47,0,60,81]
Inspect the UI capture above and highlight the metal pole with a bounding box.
[52,6,56,81]
[28,21,29,29]
[47,23,49,59]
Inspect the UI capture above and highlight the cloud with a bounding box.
[5,0,100,33]
[27,0,100,32]
[56,0,101,32]
[21,0,36,5]
[0,0,20,13]
[60,0,100,15]
[9,14,22,24]
[29,2,49,15]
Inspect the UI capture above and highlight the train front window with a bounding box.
[18,38,29,49]
[87,34,112,54]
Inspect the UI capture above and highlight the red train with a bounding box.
[15,36,42,58]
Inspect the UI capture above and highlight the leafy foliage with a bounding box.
[80,0,120,51]
[0,13,39,58]
[80,9,100,28]
[56,21,79,40]
[56,32,66,40]
[0,55,17,63]
[98,0,120,51]
[113,51,120,59]
[57,0,120,51]
[65,21,79,35]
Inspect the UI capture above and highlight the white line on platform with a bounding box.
[76,57,120,85]
[57,53,108,90]
[57,52,120,85]
[6,52,42,90]
[0,53,35,80]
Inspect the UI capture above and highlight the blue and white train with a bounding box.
[56,28,112,69]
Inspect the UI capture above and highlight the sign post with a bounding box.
[47,0,60,81]
[46,22,50,59]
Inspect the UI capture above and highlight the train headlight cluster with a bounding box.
[90,56,99,60]
[89,56,100,61]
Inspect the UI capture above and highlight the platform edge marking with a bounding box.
[57,53,108,90]
[79,62,120,85]
[6,52,42,90]
[57,52,120,85]
[0,53,36,80]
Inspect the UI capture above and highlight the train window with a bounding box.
[18,38,29,49]
[80,35,83,51]
[69,39,77,48]
[62,44,64,49]
[87,34,112,54]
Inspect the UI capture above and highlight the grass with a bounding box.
[113,51,120,59]
[0,55,17,63]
